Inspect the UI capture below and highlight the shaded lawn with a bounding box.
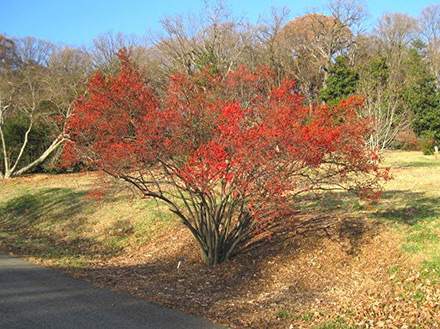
[0,174,173,268]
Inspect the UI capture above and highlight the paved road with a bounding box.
[0,254,227,329]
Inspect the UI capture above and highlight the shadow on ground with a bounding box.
[3,186,437,327]
[375,190,440,225]
[74,210,381,328]
[298,189,440,226]
[0,188,121,260]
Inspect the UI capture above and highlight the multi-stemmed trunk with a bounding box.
[182,206,254,266]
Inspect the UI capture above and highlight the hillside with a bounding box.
[1,151,439,328]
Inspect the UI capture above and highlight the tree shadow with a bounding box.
[1,188,87,228]
[74,208,379,327]
[374,190,440,225]
[398,161,440,168]
[2,185,416,327]
[297,190,368,214]
[0,188,121,260]
[295,188,440,227]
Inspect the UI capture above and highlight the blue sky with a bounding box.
[1,0,438,47]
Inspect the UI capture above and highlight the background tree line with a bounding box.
[1,0,440,178]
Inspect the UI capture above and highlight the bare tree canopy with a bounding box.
[420,4,440,83]
[0,36,87,179]
[152,0,256,78]
[278,0,366,103]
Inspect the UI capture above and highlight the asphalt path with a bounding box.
[0,254,227,329]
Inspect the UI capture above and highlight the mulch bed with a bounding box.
[69,215,405,327]
[3,212,438,328]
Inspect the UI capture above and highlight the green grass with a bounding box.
[422,256,440,278]
[379,152,440,280]
[401,228,439,254]
[275,310,290,319]
[0,188,111,264]
[0,174,176,268]
[388,265,402,275]
[298,312,315,321]
[372,192,440,226]
[314,317,356,329]
[407,231,438,244]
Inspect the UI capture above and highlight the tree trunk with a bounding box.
[196,217,251,266]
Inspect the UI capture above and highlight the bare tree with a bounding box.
[358,59,413,150]
[256,7,292,83]
[0,38,85,179]
[420,4,440,84]
[152,0,255,78]
[357,14,419,150]
[374,13,419,69]
[0,67,59,178]
[0,35,22,73]
[85,31,147,74]
[13,36,55,66]
[280,0,367,103]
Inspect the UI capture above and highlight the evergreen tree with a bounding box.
[403,45,440,140]
[320,56,359,107]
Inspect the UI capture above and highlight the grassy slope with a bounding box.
[0,151,439,328]
[0,173,174,268]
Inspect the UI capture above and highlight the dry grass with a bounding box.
[0,172,174,268]
[1,151,440,328]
